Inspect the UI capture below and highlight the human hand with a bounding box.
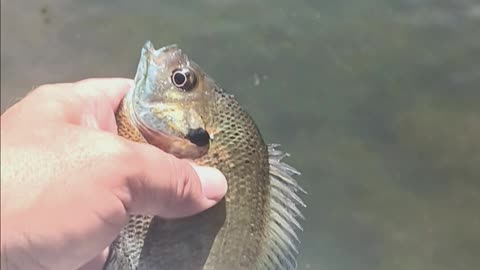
[0,78,227,270]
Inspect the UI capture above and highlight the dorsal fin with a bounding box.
[259,144,306,270]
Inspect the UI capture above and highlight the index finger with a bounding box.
[69,78,134,112]
[14,78,134,128]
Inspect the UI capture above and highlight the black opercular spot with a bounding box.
[185,128,210,147]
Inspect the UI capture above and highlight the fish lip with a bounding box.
[145,41,179,53]
[125,41,176,136]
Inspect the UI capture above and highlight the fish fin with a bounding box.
[103,242,117,270]
[259,144,306,270]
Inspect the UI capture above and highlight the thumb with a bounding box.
[120,142,228,219]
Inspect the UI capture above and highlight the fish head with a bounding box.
[126,41,217,159]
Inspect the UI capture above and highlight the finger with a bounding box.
[44,78,132,132]
[16,79,132,126]
[71,78,133,111]
[69,78,133,132]
[27,82,74,97]
[118,143,227,219]
[30,78,132,111]
[1,83,74,124]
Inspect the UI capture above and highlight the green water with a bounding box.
[2,0,480,269]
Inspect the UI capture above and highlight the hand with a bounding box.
[0,78,227,270]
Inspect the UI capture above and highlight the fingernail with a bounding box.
[192,166,227,200]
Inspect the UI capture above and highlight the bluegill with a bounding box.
[105,41,305,270]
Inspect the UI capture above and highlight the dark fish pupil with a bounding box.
[171,68,197,91]
[173,72,186,86]
[185,128,210,147]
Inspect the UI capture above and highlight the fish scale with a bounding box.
[104,41,305,270]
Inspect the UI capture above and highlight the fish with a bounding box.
[104,41,305,270]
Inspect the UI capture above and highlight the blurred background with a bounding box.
[2,0,480,269]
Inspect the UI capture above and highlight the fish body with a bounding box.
[105,41,305,270]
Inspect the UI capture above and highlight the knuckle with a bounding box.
[75,78,96,85]
[110,140,138,165]
[87,134,135,166]
[26,84,71,115]
[111,143,200,217]
[30,83,61,98]
[165,156,196,206]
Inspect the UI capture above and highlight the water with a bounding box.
[2,0,480,269]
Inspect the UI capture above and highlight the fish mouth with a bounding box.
[125,41,209,159]
[137,125,209,160]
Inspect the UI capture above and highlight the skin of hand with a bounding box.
[0,78,228,270]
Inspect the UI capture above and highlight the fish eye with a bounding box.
[171,68,196,91]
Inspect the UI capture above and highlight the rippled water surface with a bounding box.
[2,0,480,269]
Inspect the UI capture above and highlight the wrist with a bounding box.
[1,213,44,270]
[1,216,24,270]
